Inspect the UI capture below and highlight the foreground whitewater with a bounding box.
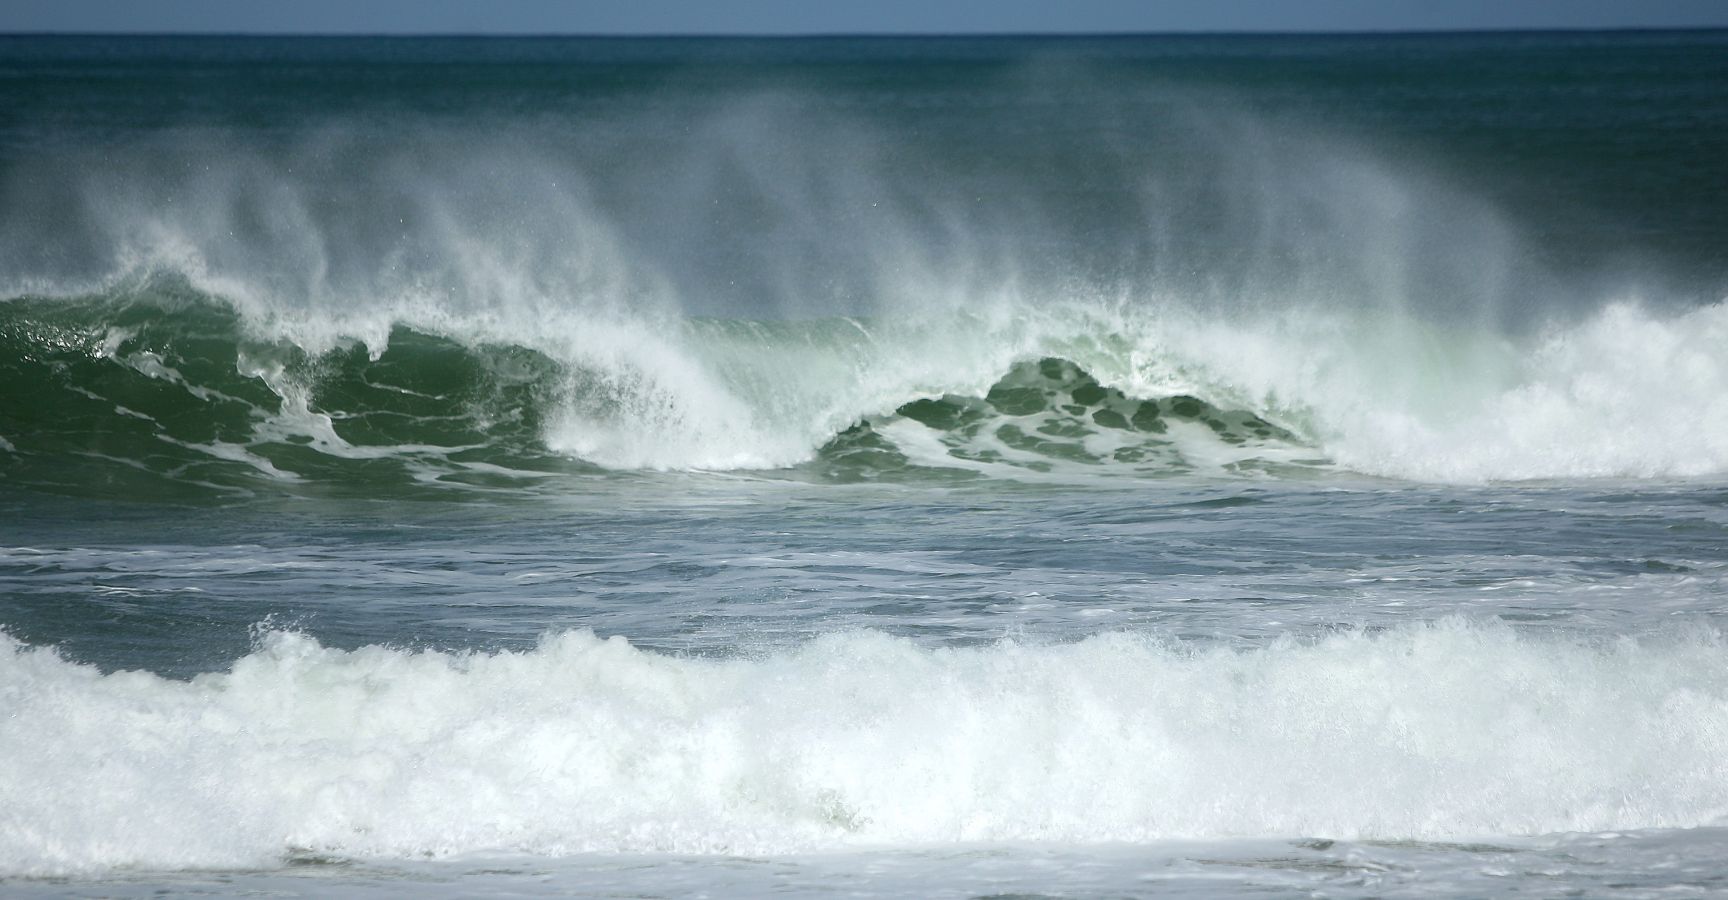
[3,30,1728,900]
[6,620,1728,875]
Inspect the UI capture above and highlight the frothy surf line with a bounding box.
[3,619,1726,875]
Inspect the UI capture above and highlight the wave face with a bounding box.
[0,290,1320,497]
[3,286,1726,496]
[4,620,1727,875]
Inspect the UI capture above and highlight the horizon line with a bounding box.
[3,25,1727,39]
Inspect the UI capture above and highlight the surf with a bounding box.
[4,619,1727,875]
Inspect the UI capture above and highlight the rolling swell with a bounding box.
[0,288,1320,500]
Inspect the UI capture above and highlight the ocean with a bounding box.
[2,31,1727,897]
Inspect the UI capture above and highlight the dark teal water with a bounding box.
[2,32,1727,897]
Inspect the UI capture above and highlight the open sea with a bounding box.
[3,31,1728,897]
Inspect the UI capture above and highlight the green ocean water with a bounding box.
[2,32,1728,898]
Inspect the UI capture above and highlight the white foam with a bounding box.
[1136,300,1728,482]
[4,619,1727,876]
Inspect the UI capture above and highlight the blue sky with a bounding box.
[3,0,1725,34]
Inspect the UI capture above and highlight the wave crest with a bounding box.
[0,289,1328,498]
[3,285,1727,496]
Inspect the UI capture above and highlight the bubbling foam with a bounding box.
[1101,298,1728,483]
[3,619,1727,875]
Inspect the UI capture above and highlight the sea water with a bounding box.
[2,32,1727,897]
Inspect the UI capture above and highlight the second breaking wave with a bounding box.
[4,618,1728,875]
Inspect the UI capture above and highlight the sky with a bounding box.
[2,0,1726,35]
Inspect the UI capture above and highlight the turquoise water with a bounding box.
[3,32,1728,897]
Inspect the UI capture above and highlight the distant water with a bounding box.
[3,32,1727,898]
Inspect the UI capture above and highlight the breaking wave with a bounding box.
[3,619,1727,875]
[2,285,1725,497]
[2,89,1724,494]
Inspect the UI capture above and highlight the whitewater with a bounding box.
[7,621,1728,874]
[3,31,1728,898]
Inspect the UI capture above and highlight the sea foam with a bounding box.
[4,619,1726,875]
